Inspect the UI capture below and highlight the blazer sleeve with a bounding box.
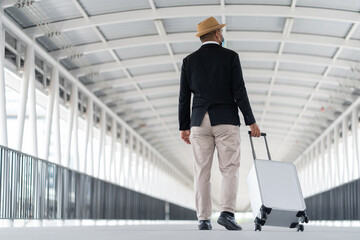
[178,58,191,130]
[231,53,256,126]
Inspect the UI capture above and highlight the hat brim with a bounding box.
[196,24,226,37]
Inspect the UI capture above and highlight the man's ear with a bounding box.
[214,31,219,41]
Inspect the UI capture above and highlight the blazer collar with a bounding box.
[201,42,221,48]
[202,41,219,45]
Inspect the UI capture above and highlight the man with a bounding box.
[178,16,261,231]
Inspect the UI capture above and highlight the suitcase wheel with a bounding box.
[261,212,267,221]
[255,217,266,226]
[300,215,309,224]
[255,223,262,231]
[296,224,304,232]
[298,211,309,224]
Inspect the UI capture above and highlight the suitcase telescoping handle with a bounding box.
[248,131,272,161]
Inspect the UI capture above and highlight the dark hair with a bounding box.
[200,30,217,42]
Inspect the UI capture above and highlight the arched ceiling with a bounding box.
[2,0,360,211]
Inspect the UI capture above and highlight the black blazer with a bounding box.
[178,42,256,131]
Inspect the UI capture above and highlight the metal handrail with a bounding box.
[0,145,196,220]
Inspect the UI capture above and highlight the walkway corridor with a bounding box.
[1,222,360,240]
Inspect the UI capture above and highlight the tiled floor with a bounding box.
[0,221,359,240]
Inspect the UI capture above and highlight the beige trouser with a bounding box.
[189,111,241,220]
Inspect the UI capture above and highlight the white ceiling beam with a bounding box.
[139,113,332,133]
[144,129,313,149]
[110,92,345,118]
[112,95,344,116]
[100,82,337,104]
[140,115,299,128]
[72,55,181,77]
[102,81,315,97]
[87,69,344,95]
[119,102,336,129]
[101,85,179,103]
[135,110,337,129]
[260,16,294,127]
[119,106,177,120]
[51,32,360,60]
[24,5,360,38]
[153,14,180,74]
[125,117,332,142]
[148,135,310,151]
[87,72,177,92]
[70,52,355,78]
[144,116,327,134]
[116,101,302,118]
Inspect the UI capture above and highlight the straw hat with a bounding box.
[196,16,226,37]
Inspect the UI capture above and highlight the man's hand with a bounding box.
[180,130,191,144]
[249,123,261,137]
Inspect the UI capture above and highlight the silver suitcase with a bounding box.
[246,131,309,231]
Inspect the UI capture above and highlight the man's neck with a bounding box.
[202,40,220,45]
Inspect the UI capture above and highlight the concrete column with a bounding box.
[120,125,126,186]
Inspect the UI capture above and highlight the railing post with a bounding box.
[352,107,359,179]
[128,133,133,188]
[311,147,316,196]
[149,151,154,194]
[327,133,333,188]
[154,156,158,197]
[321,138,326,191]
[342,117,349,183]
[110,118,116,182]
[314,143,319,194]
[334,124,340,185]
[120,124,125,186]
[146,146,150,193]
[0,148,5,217]
[83,98,92,173]
[135,137,140,191]
[141,143,146,192]
[88,100,94,176]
